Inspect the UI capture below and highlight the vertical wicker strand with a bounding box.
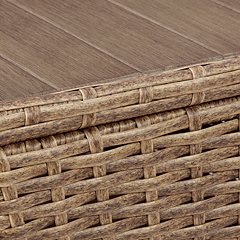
[0,148,26,239]
[79,87,97,128]
[84,126,113,240]
[24,106,40,126]
[187,66,206,240]
[189,66,206,106]
[186,105,205,240]
[138,87,160,240]
[80,87,113,236]
[40,136,69,240]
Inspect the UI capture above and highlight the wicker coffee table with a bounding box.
[1,0,240,239]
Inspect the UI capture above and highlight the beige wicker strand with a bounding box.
[139,86,153,104]
[40,136,70,240]
[0,148,26,238]
[137,86,160,240]
[188,66,206,240]
[189,66,206,105]
[24,106,40,126]
[83,126,114,240]
[186,105,205,240]
[79,87,97,128]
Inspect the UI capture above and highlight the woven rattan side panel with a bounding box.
[1,96,240,239]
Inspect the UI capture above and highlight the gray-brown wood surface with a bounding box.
[0,0,240,101]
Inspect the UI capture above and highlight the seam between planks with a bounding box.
[0,53,58,90]
[210,0,240,14]
[6,0,141,72]
[108,0,221,55]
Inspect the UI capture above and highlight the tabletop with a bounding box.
[1,0,240,101]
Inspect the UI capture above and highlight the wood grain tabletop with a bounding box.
[0,0,240,101]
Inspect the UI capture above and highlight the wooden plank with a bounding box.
[112,0,240,54]
[10,0,217,71]
[216,0,240,12]
[0,1,135,94]
[0,56,54,101]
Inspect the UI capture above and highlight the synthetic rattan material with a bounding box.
[1,55,240,239]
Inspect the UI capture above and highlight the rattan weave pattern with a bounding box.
[1,56,240,239]
[1,55,240,146]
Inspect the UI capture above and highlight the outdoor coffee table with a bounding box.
[1,0,240,239]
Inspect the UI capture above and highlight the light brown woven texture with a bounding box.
[1,55,240,239]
